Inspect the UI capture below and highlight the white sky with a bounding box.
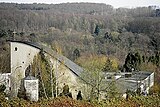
[0,0,160,8]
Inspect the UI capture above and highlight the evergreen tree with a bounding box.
[155,52,160,66]
[123,53,135,72]
[73,48,80,61]
[123,52,141,72]
[94,25,100,36]
[123,52,142,72]
[134,52,142,70]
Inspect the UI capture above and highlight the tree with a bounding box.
[134,52,142,70]
[0,30,7,38]
[94,25,100,36]
[104,31,111,40]
[102,58,113,72]
[155,52,160,66]
[0,43,10,73]
[123,52,142,72]
[31,51,56,99]
[0,84,6,93]
[73,48,80,61]
[106,79,118,99]
[156,9,160,17]
[78,55,118,101]
[17,80,27,100]
[150,33,160,52]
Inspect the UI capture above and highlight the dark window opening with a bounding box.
[15,47,18,51]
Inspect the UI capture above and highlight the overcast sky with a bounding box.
[0,0,160,8]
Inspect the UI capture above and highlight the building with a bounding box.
[24,76,38,101]
[10,40,84,99]
[0,73,11,94]
[105,71,154,95]
[0,40,154,101]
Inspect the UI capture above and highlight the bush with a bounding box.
[0,84,6,92]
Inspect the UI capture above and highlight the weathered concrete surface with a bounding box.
[10,41,84,99]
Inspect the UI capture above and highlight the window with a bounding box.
[14,47,18,51]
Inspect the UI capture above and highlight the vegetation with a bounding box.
[0,41,10,73]
[0,3,160,62]
[0,84,6,92]
[94,25,100,36]
[77,55,119,101]
[0,2,160,107]
[123,52,141,72]
[0,93,95,107]
[0,91,160,107]
[31,51,56,98]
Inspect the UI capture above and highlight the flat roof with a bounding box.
[105,71,154,94]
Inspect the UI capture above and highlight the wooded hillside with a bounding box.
[0,3,160,106]
[0,2,160,70]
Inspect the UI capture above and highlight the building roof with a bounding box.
[25,75,38,80]
[105,71,154,94]
[9,40,84,77]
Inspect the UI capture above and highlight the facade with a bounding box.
[1,40,154,101]
[10,41,40,97]
[10,40,84,99]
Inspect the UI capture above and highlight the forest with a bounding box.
[0,2,160,106]
[0,3,160,70]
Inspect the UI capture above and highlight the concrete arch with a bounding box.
[10,40,84,99]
